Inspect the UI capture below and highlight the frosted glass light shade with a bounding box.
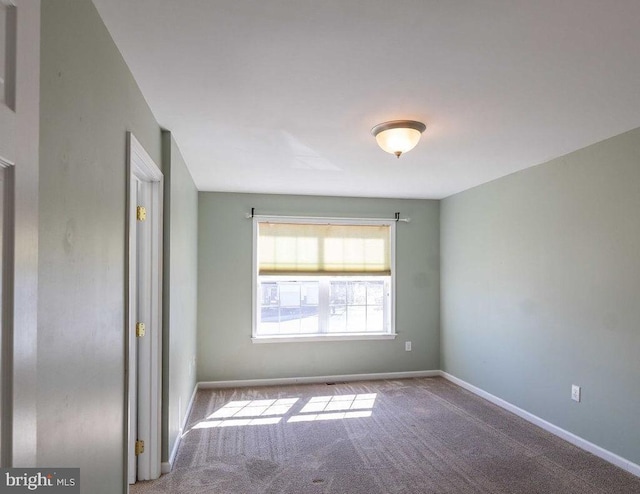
[371,120,426,158]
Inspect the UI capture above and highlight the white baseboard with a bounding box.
[440,371,640,478]
[161,383,198,474]
[198,370,440,389]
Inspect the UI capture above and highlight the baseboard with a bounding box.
[439,371,640,478]
[161,383,198,474]
[198,370,440,389]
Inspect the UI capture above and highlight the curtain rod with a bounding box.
[245,208,411,223]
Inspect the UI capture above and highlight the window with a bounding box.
[253,217,396,342]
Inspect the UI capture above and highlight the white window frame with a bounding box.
[252,216,397,343]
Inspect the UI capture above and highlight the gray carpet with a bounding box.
[131,377,640,493]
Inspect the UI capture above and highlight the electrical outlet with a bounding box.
[571,385,581,402]
[405,341,412,352]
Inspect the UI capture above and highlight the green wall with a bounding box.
[161,132,198,464]
[39,0,161,491]
[441,127,640,465]
[197,192,440,381]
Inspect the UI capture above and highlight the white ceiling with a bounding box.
[93,0,640,199]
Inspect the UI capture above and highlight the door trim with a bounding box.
[0,4,17,463]
[0,161,14,467]
[126,133,163,486]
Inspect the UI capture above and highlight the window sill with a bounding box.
[251,333,398,344]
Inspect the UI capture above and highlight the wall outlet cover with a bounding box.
[571,384,581,402]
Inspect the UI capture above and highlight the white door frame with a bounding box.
[0,160,14,468]
[126,133,163,485]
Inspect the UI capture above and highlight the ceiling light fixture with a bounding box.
[371,120,426,158]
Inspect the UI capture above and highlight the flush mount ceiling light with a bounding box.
[371,120,427,158]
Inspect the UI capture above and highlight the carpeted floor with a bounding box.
[131,377,640,493]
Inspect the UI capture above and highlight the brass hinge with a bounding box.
[135,440,145,456]
[136,322,146,338]
[136,206,147,221]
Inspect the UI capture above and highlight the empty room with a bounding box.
[2,1,639,493]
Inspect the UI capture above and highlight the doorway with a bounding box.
[126,133,163,486]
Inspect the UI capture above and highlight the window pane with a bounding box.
[300,282,319,333]
[366,307,384,332]
[258,319,281,335]
[328,280,346,332]
[302,282,318,306]
[278,312,301,334]
[367,281,384,305]
[330,281,346,305]
[346,306,366,332]
[259,280,320,334]
[260,282,279,334]
[300,312,318,333]
[328,304,346,332]
[279,284,300,307]
[347,282,367,305]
